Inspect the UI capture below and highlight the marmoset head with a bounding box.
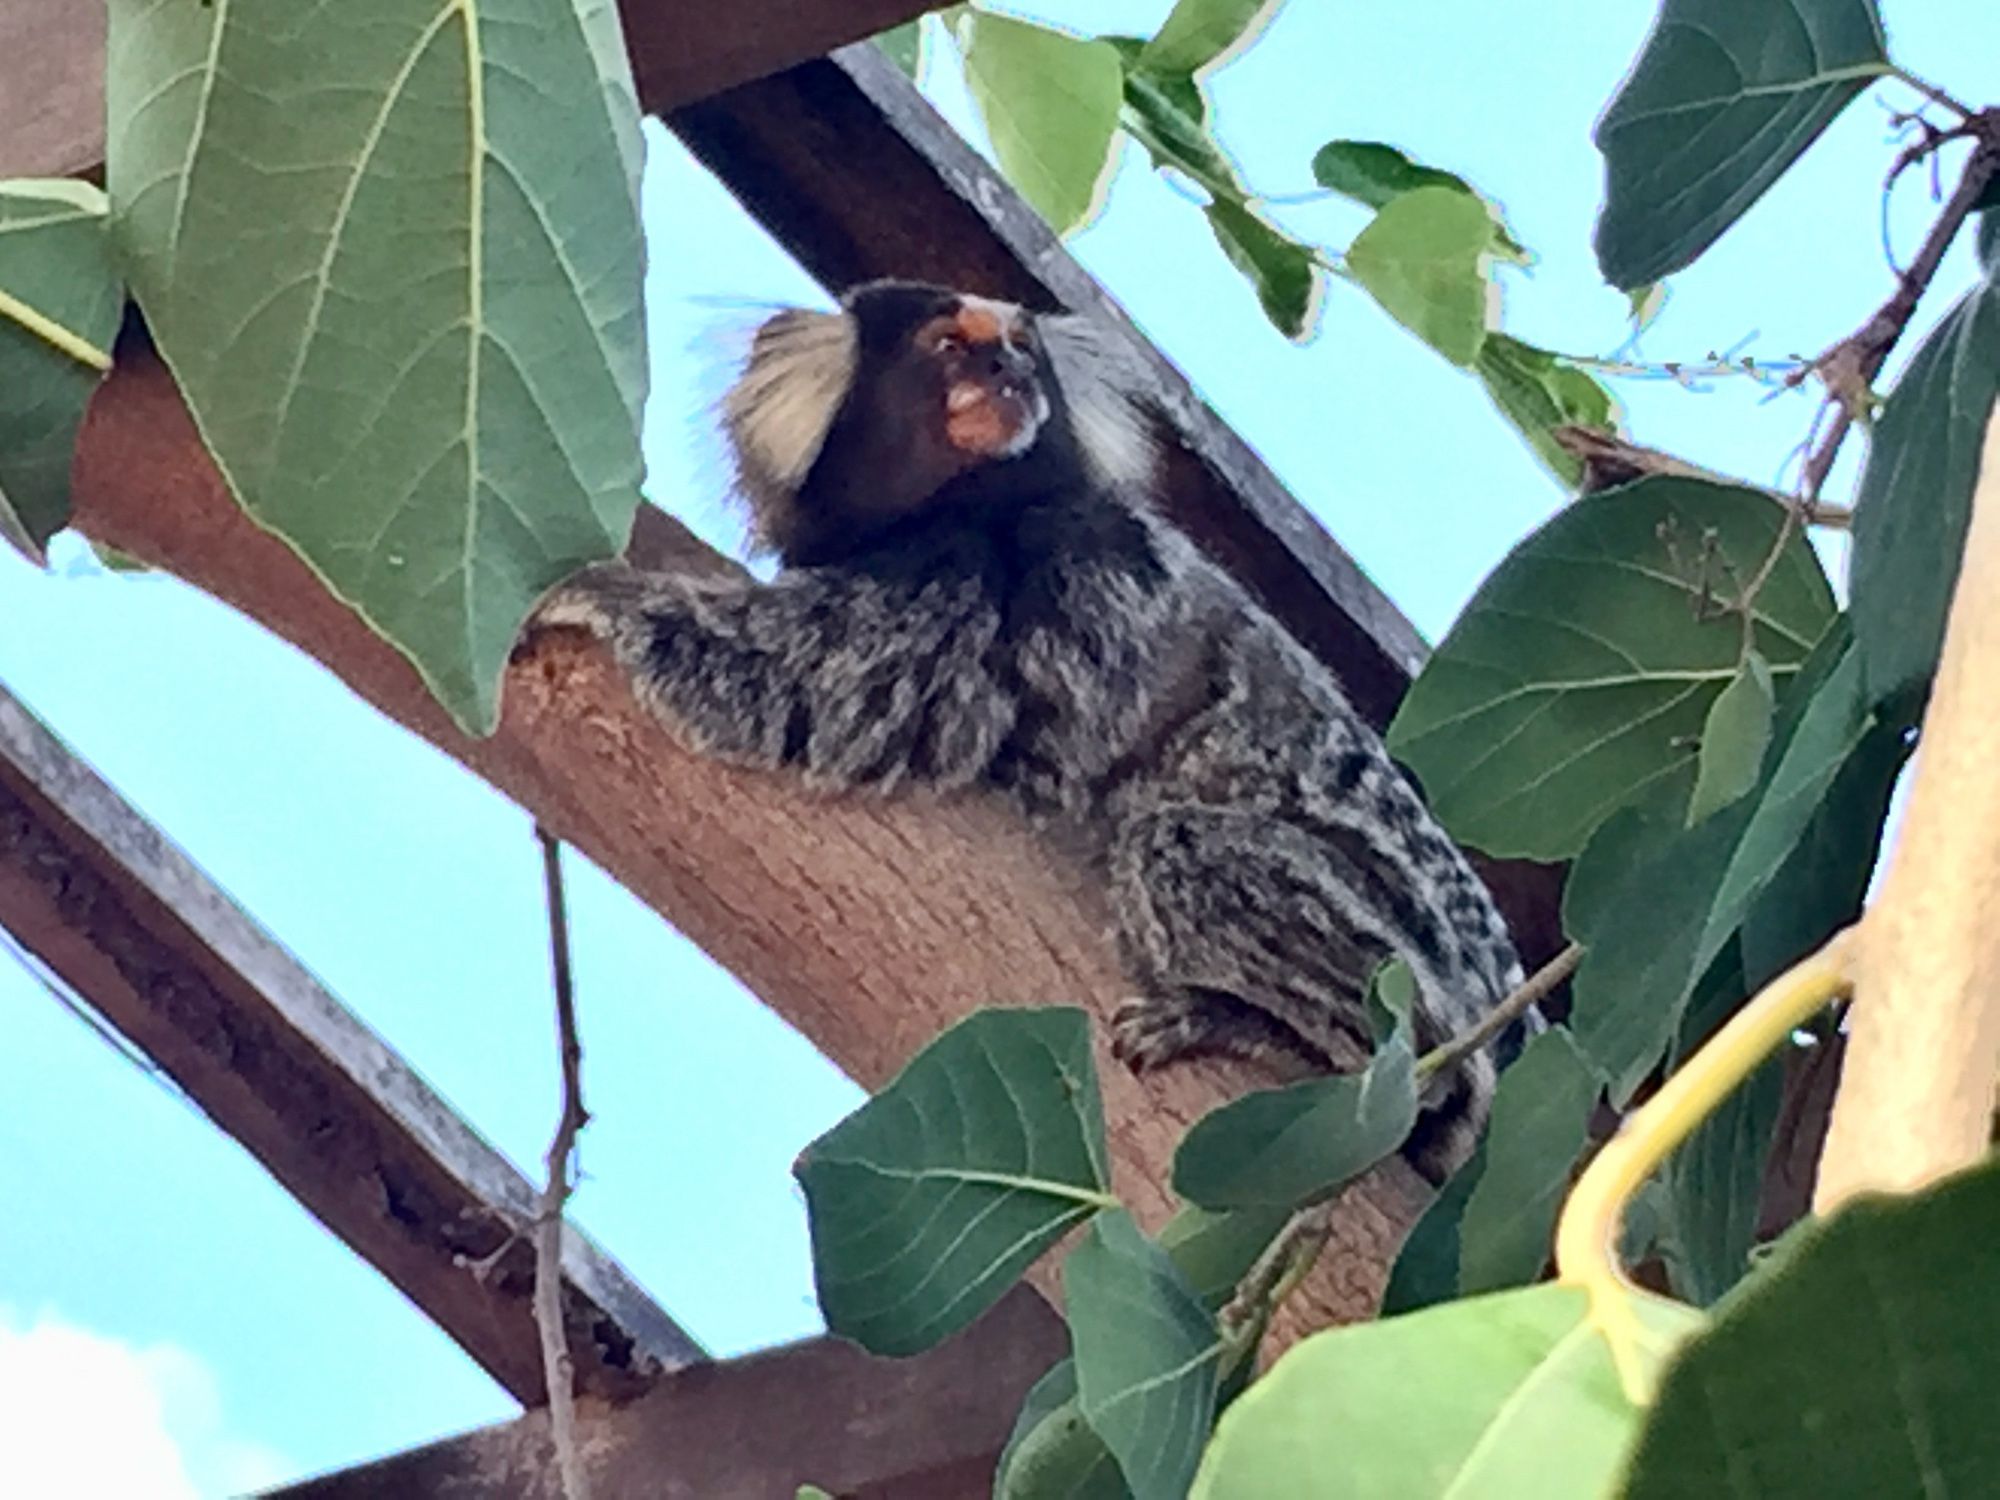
[721,280,1155,565]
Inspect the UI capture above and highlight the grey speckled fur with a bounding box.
[537,282,1525,1178]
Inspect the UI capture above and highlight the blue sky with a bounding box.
[2,3,1995,1491]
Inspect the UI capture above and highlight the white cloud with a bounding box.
[0,1311,290,1499]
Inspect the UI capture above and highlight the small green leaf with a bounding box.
[0,179,122,562]
[1312,141,1526,260]
[875,18,925,80]
[1687,651,1774,825]
[1457,1029,1601,1295]
[1381,1142,1488,1316]
[1112,44,1240,200]
[1628,281,1669,332]
[1850,213,2000,713]
[1475,333,1618,486]
[1593,0,1891,288]
[1173,1029,1418,1210]
[106,0,648,733]
[795,1488,834,1500]
[1626,1158,2000,1497]
[1067,1212,1221,1500]
[957,12,1124,236]
[1138,0,1278,77]
[1388,478,1835,861]
[1203,199,1318,340]
[795,1007,1114,1356]
[1346,186,1495,366]
[996,1360,1131,1500]
[1192,1284,1701,1497]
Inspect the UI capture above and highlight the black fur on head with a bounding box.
[720,280,1155,566]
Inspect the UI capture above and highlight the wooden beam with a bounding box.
[0,684,702,1403]
[269,1285,1066,1499]
[69,336,1433,1338]
[0,0,933,180]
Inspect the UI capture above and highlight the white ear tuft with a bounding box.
[1039,314,1158,492]
[722,307,858,540]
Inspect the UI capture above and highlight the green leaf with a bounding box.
[0,179,122,562]
[1112,44,1240,200]
[105,0,647,734]
[1593,0,1891,288]
[1457,1029,1601,1295]
[1686,650,1774,825]
[875,17,925,79]
[1155,1204,1293,1313]
[996,1361,1131,1500]
[794,1007,1114,1356]
[1388,477,1835,861]
[1067,1212,1221,1500]
[1346,186,1495,366]
[1662,1065,1782,1308]
[1312,141,1527,260]
[1138,0,1278,76]
[1565,798,1758,1100]
[1628,281,1669,332]
[1173,1029,1418,1210]
[1203,199,1319,341]
[1192,1284,1701,1498]
[1475,333,1618,486]
[956,12,1124,236]
[1850,213,2000,713]
[1380,1142,1488,1316]
[1625,1158,2000,1497]
[1563,624,1884,1099]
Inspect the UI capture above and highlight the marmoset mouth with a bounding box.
[945,382,1042,458]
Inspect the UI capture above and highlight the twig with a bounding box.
[1889,65,1977,123]
[1797,118,2000,502]
[1416,942,1583,1084]
[1221,1201,1337,1335]
[535,826,592,1500]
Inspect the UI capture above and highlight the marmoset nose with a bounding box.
[982,343,1035,386]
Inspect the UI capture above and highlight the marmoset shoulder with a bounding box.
[537,279,1526,1175]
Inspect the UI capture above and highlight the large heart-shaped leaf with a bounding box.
[1192,1284,1701,1497]
[0,180,123,562]
[795,1007,1114,1357]
[1068,1212,1222,1500]
[105,0,647,733]
[1594,0,1891,288]
[1626,1158,2000,1497]
[1849,213,2000,714]
[956,11,1125,237]
[1388,477,1835,862]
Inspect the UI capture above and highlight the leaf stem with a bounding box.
[1889,66,1977,122]
[1553,930,1855,1402]
[1416,942,1582,1085]
[0,286,112,371]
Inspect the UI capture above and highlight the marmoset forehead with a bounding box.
[948,294,1031,349]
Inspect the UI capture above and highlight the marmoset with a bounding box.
[538,280,1525,1173]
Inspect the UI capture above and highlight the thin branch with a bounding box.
[1416,942,1583,1085]
[535,826,592,1500]
[1221,1201,1337,1335]
[1889,65,1977,123]
[1797,118,2000,502]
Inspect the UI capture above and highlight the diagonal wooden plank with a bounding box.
[0,682,703,1403]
